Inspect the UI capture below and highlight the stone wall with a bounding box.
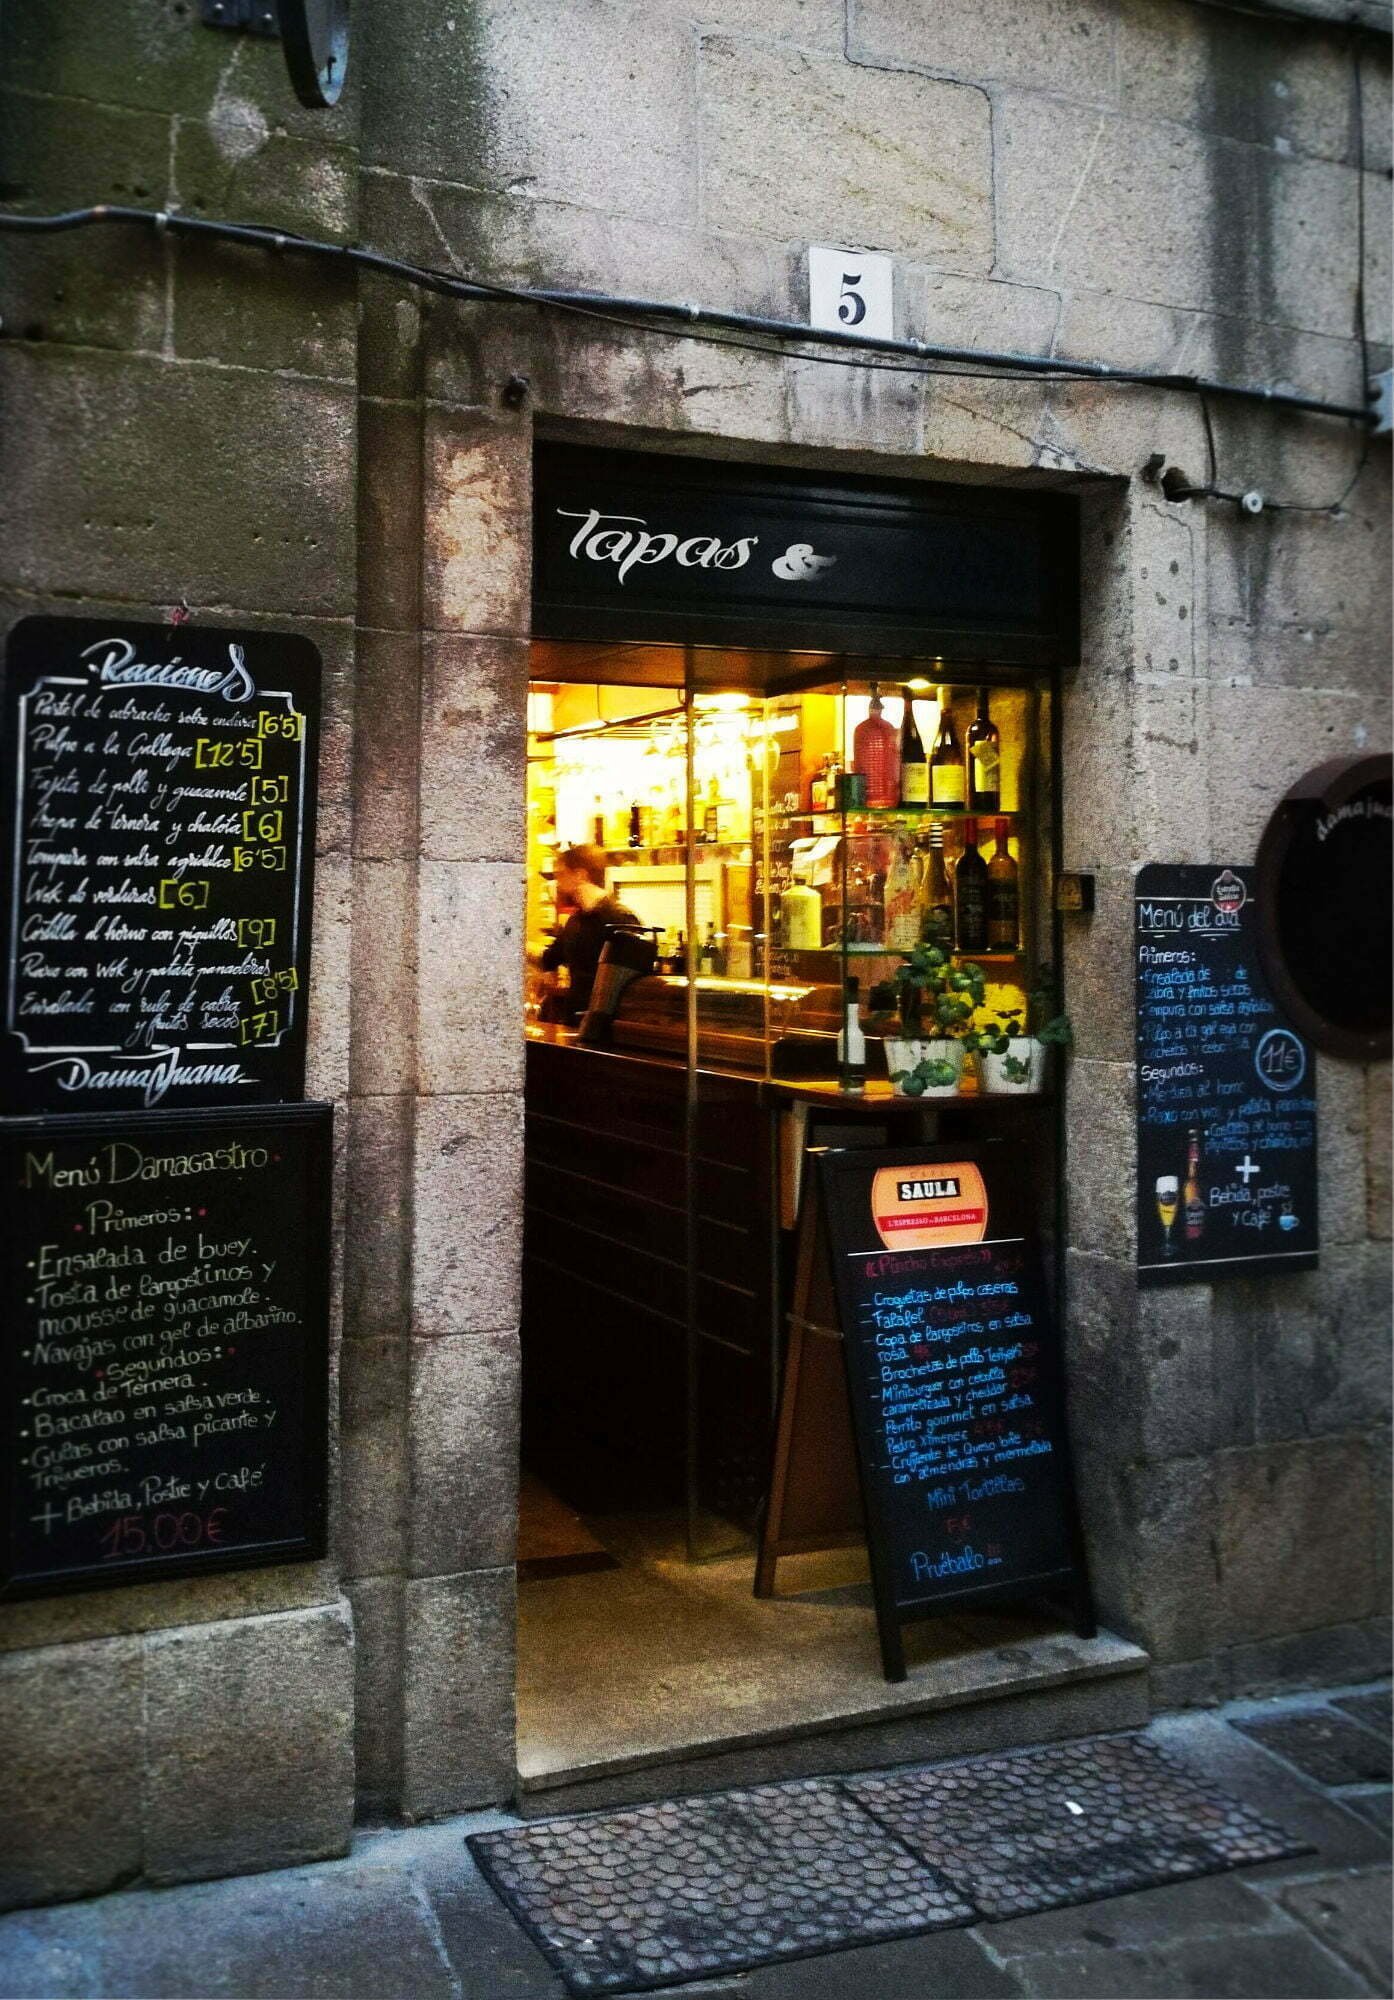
[0,0,1389,1906]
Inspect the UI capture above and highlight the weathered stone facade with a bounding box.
[0,0,1388,1907]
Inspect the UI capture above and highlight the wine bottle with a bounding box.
[627,801,642,848]
[966,687,1001,814]
[1183,1128,1206,1243]
[899,688,928,805]
[954,817,989,951]
[921,823,953,949]
[930,685,966,808]
[703,778,721,844]
[837,976,866,1093]
[987,818,1019,950]
[852,686,900,809]
[592,795,606,845]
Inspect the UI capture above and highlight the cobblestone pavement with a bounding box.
[0,1682,1388,1999]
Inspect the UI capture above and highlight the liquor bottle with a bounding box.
[703,778,721,844]
[966,687,1001,814]
[670,930,686,974]
[592,795,606,845]
[930,685,966,808]
[954,817,989,951]
[884,838,920,950]
[810,760,828,812]
[627,802,642,848]
[782,878,822,951]
[837,976,867,1093]
[899,688,929,805]
[851,686,900,809]
[921,823,954,949]
[1183,1129,1206,1243]
[987,818,1019,950]
[698,928,716,976]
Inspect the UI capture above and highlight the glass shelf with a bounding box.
[767,805,1018,824]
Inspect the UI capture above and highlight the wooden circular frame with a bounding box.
[1255,751,1392,1063]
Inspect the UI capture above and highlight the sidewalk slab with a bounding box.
[999,1928,1378,1998]
[1278,1870,1393,1995]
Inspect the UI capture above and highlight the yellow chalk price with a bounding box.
[257,709,304,742]
[158,878,210,910]
[249,968,298,1005]
[232,844,287,873]
[241,808,285,844]
[239,1007,280,1045]
[237,917,277,948]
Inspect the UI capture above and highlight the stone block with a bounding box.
[1115,1456,1221,1663]
[1061,867,1137,1066]
[171,127,357,379]
[408,1332,520,1577]
[850,0,1117,102]
[338,1336,409,1579]
[1281,1870,1393,1997]
[1134,1284,1249,1461]
[1367,1064,1391,1239]
[1131,680,1212,861]
[1370,1429,1390,1599]
[1235,487,1393,643]
[412,1092,524,1335]
[1248,1240,1384,1448]
[651,0,845,46]
[343,1575,403,1814]
[1064,1059,1137,1261]
[785,351,923,458]
[1361,45,1393,176]
[402,1568,516,1819]
[350,858,417,1098]
[0,88,168,354]
[352,631,421,863]
[921,374,1047,473]
[0,1638,142,1911]
[1116,0,1353,164]
[357,401,424,638]
[416,863,525,1098]
[998,1929,1371,1998]
[1314,1053,1372,1247]
[700,36,991,267]
[1214,1436,1376,1645]
[361,0,697,227]
[1147,1655,1230,1712]
[1229,1616,1394,1698]
[305,851,352,1103]
[1205,683,1381,859]
[1062,1247,1142,1461]
[421,407,530,638]
[344,1093,414,1343]
[903,267,1061,357]
[143,1601,354,1884]
[419,636,528,864]
[0,349,355,617]
[0,0,358,138]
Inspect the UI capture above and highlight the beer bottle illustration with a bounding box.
[1183,1127,1206,1244]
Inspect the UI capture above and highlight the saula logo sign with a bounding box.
[870,1161,989,1251]
[556,507,836,587]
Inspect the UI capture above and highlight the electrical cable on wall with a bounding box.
[0,196,1381,519]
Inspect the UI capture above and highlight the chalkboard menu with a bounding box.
[816,1146,1088,1681]
[2,1102,331,1600]
[0,616,320,1114]
[1136,863,1318,1286]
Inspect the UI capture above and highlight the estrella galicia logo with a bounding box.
[1255,1027,1306,1092]
[1211,869,1246,916]
[772,542,837,582]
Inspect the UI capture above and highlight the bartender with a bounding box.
[536,844,641,1024]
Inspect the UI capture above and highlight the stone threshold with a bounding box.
[517,1627,1150,1815]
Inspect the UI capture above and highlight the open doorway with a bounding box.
[515,637,1095,1799]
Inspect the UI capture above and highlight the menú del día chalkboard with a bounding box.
[0,616,320,1115]
[816,1146,1090,1681]
[1135,863,1318,1286]
[2,1102,331,1600]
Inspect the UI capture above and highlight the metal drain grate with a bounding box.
[468,1777,975,1995]
[848,1732,1309,1920]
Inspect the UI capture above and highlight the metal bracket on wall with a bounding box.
[200,0,280,34]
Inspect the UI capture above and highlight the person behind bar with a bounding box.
[536,844,641,1025]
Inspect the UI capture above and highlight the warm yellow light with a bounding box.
[692,691,750,712]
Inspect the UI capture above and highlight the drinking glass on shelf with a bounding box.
[1155,1175,1180,1258]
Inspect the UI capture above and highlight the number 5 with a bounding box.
[838,273,867,326]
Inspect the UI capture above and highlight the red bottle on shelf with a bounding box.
[851,688,899,808]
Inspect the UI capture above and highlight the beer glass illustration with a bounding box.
[1155,1174,1180,1258]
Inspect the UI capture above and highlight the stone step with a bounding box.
[516,1628,1150,1818]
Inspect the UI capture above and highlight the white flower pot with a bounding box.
[978,1037,1046,1094]
[885,1036,966,1098]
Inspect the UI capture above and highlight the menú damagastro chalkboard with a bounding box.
[815,1145,1088,1681]
[2,1101,331,1600]
[0,616,321,1115]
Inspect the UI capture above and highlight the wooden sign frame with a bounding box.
[760,1144,1093,1682]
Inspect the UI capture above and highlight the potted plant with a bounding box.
[869,944,985,1097]
[968,977,1073,1094]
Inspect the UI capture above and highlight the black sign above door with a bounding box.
[533,444,1076,663]
[0,617,321,1114]
[1135,863,1318,1286]
[1255,754,1392,1064]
